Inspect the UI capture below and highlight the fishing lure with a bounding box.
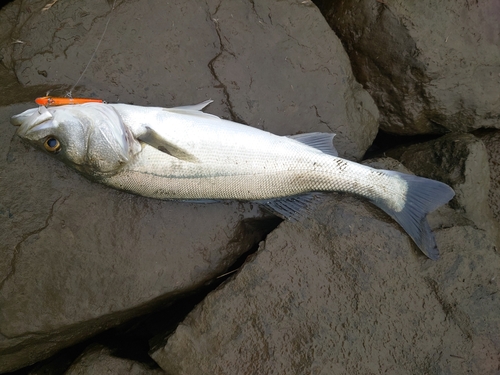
[35,96,104,106]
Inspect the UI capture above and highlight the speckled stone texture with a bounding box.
[0,0,378,371]
[318,0,500,134]
[151,183,500,374]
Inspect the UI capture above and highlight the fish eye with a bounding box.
[44,136,61,153]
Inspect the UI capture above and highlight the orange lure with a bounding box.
[35,96,104,106]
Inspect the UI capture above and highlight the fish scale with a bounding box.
[103,142,405,206]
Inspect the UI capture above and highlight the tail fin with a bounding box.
[371,171,455,260]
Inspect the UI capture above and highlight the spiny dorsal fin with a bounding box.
[169,100,213,111]
[163,100,220,120]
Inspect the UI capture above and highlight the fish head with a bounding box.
[11,104,141,179]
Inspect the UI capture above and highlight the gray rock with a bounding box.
[476,130,500,224]
[64,344,164,375]
[0,103,273,372]
[1,0,378,160]
[202,0,378,160]
[319,0,500,134]
[0,0,379,370]
[385,133,500,247]
[151,187,500,375]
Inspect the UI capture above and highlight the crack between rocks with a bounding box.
[205,1,246,124]
[148,215,282,351]
[0,196,65,291]
[214,216,282,281]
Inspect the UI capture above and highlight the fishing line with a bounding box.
[67,0,117,97]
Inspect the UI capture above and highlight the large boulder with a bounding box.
[318,0,500,134]
[151,182,500,374]
[0,0,379,371]
[0,0,378,160]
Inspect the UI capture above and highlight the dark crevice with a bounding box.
[363,129,444,159]
[472,127,499,138]
[5,215,282,374]
[0,0,16,10]
[149,215,282,352]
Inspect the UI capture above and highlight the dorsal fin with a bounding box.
[170,100,213,111]
[288,132,338,156]
[163,108,221,120]
[163,100,220,120]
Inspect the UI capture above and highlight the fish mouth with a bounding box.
[10,112,27,126]
[11,106,53,136]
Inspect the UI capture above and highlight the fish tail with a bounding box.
[371,171,455,260]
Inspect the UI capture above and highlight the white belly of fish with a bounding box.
[103,142,406,210]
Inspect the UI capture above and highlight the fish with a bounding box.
[11,100,455,260]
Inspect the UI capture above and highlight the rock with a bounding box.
[0,0,379,370]
[1,0,378,160]
[0,0,378,372]
[151,180,500,374]
[384,133,500,247]
[0,103,275,372]
[5,0,497,372]
[476,130,500,223]
[64,344,164,375]
[318,0,500,134]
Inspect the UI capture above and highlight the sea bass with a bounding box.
[11,101,454,259]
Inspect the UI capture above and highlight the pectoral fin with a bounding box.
[138,126,199,162]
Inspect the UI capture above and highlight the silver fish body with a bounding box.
[11,101,455,259]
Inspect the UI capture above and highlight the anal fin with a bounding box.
[258,193,322,221]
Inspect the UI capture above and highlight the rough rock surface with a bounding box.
[0,0,378,160]
[476,130,500,223]
[385,133,500,247]
[0,0,380,371]
[318,0,500,134]
[1,0,499,373]
[0,103,274,372]
[151,180,500,374]
[64,344,164,375]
